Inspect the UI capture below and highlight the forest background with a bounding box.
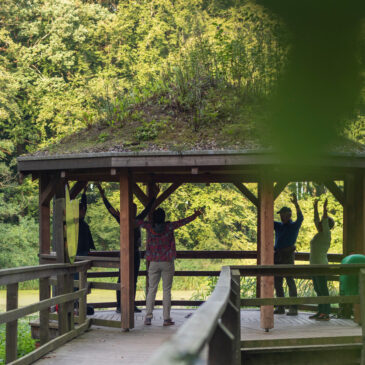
[0,0,364,292]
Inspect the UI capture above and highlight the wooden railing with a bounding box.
[147,264,365,365]
[39,250,344,310]
[148,266,241,365]
[0,260,91,365]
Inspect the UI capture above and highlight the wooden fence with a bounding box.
[0,261,91,365]
[147,263,365,365]
[39,250,343,310]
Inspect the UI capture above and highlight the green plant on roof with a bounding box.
[98,132,109,143]
[134,120,163,141]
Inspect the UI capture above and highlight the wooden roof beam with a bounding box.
[133,183,149,207]
[324,180,345,206]
[273,181,289,201]
[39,175,61,206]
[233,182,258,207]
[154,183,182,209]
[69,181,88,200]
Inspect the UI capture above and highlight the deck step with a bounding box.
[242,343,362,365]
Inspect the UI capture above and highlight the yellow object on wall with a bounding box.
[65,186,79,264]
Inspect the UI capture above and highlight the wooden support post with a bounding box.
[6,283,18,364]
[359,269,365,365]
[258,177,274,331]
[54,183,69,334]
[120,170,134,330]
[39,176,51,259]
[208,321,235,365]
[39,278,50,345]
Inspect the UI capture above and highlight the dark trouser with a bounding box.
[274,249,297,310]
[117,250,141,309]
[313,276,330,315]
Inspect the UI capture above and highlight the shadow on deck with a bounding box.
[33,309,361,365]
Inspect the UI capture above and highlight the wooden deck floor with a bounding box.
[34,309,361,365]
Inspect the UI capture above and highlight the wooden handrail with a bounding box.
[234,263,365,277]
[0,261,91,286]
[2,262,91,365]
[148,266,235,364]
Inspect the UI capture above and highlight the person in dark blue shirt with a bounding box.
[274,193,303,316]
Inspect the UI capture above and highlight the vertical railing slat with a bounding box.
[78,270,87,323]
[6,283,18,364]
[39,277,50,345]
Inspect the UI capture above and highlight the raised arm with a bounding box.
[291,193,303,226]
[169,210,203,230]
[322,198,328,219]
[96,183,120,223]
[313,199,321,231]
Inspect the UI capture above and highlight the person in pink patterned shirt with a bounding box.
[137,207,203,326]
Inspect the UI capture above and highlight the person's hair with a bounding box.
[328,216,335,230]
[152,208,165,225]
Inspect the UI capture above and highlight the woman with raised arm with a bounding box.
[137,207,203,326]
[309,198,335,321]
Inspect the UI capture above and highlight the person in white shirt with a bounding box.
[309,198,335,321]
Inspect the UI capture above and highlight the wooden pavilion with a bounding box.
[17,146,365,331]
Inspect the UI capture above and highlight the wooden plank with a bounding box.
[91,318,122,328]
[242,335,362,349]
[258,177,274,330]
[233,182,258,207]
[242,344,361,365]
[9,319,91,365]
[324,180,345,206]
[135,173,257,184]
[235,264,365,277]
[154,183,181,208]
[6,283,18,364]
[90,282,120,290]
[241,295,359,306]
[89,300,205,308]
[39,278,50,345]
[0,289,86,324]
[0,261,91,286]
[273,181,288,200]
[120,170,134,330]
[132,183,148,206]
[81,250,343,262]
